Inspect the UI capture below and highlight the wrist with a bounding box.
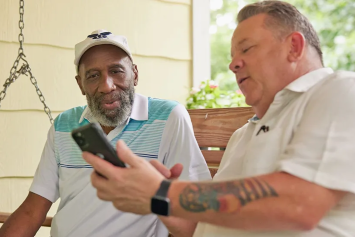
[151,179,172,216]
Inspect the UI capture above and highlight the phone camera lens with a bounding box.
[77,138,85,146]
[74,134,86,146]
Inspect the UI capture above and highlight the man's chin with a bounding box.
[99,107,119,116]
[102,113,119,121]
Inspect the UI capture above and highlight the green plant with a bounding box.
[186,80,248,109]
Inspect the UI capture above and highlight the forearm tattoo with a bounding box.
[179,178,278,213]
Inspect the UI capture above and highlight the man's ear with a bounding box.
[287,32,306,63]
[132,64,139,86]
[75,75,85,95]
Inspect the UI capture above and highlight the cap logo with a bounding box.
[87,32,112,39]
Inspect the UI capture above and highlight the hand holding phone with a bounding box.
[71,123,126,168]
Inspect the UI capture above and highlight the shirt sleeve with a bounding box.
[159,104,212,181]
[279,76,355,194]
[30,124,60,202]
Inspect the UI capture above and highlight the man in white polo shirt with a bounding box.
[0,30,211,237]
[83,1,355,237]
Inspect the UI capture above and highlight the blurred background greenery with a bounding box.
[186,0,355,109]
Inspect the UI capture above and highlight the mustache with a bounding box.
[94,91,123,103]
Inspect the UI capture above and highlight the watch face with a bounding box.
[151,197,170,216]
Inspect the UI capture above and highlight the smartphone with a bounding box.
[71,123,126,168]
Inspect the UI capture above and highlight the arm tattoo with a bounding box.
[179,178,278,213]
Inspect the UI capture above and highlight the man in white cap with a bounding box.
[0,30,211,237]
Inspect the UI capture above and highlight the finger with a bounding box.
[83,152,121,179]
[116,140,143,168]
[90,171,115,197]
[90,169,109,189]
[150,160,171,178]
[170,163,184,179]
[113,201,125,212]
[91,172,123,202]
[96,190,114,201]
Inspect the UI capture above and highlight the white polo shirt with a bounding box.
[193,68,355,237]
[30,93,211,237]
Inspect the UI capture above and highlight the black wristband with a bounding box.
[155,179,172,197]
[151,179,172,216]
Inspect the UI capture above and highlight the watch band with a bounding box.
[156,179,172,198]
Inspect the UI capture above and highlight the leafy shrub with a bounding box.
[186,80,247,109]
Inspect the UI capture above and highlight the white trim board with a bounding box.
[192,0,211,87]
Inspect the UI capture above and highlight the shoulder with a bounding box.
[148,97,181,121]
[54,106,87,132]
[308,71,355,111]
[148,97,179,111]
[313,71,355,95]
[230,123,250,141]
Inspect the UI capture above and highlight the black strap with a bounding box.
[156,179,172,198]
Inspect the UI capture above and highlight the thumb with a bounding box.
[150,160,171,178]
[170,163,183,179]
[116,140,142,167]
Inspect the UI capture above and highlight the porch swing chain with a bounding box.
[0,0,54,124]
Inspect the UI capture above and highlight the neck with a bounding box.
[101,125,115,135]
[252,97,273,119]
[254,60,323,119]
[295,51,324,79]
[100,117,129,135]
[294,64,323,81]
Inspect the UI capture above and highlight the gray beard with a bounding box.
[86,82,135,127]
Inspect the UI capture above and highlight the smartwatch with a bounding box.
[151,179,172,216]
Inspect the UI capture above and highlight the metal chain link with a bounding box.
[0,0,54,124]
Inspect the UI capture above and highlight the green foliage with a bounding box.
[186,81,247,109]
[289,0,355,71]
[187,0,355,109]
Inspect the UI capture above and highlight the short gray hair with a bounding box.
[237,1,323,65]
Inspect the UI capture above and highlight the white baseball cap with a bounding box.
[74,29,133,72]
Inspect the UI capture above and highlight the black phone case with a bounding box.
[71,123,126,167]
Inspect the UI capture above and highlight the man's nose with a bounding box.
[98,74,116,93]
[229,55,243,73]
